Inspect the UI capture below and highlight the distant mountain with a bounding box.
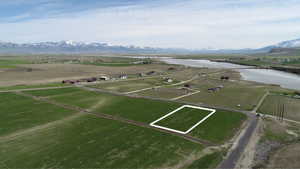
[0,40,267,54]
[0,38,300,54]
[274,38,300,48]
[263,38,300,55]
[0,41,200,54]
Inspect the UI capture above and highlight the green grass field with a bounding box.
[258,94,300,121]
[0,92,204,169]
[26,88,246,143]
[26,87,182,123]
[190,109,246,143]
[0,59,31,68]
[0,92,75,136]
[155,107,212,132]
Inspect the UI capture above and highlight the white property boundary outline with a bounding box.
[150,105,216,135]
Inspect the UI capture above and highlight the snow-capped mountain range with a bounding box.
[0,38,300,54]
[273,38,300,48]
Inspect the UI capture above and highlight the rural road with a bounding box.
[218,114,258,169]
[218,91,269,169]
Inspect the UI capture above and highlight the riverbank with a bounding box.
[212,59,300,75]
[159,58,300,91]
[271,66,300,75]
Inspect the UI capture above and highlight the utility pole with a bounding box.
[277,100,280,121]
[282,103,285,122]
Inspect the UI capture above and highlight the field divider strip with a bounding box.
[14,91,217,146]
[170,91,200,101]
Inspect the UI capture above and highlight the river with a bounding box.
[160,58,300,91]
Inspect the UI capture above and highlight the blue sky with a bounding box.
[1,0,300,49]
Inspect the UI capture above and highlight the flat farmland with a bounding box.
[25,87,182,123]
[189,109,246,143]
[137,86,190,99]
[91,77,169,93]
[0,63,175,87]
[0,93,204,169]
[0,92,75,136]
[179,79,267,110]
[0,59,31,68]
[26,88,247,143]
[258,94,300,121]
[154,107,213,132]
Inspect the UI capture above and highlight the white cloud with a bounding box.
[1,0,300,49]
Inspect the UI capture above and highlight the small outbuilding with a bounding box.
[184,84,191,88]
[87,77,97,82]
[168,67,176,71]
[167,79,173,83]
[221,76,230,80]
[146,71,156,75]
[138,73,145,77]
[99,76,110,81]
